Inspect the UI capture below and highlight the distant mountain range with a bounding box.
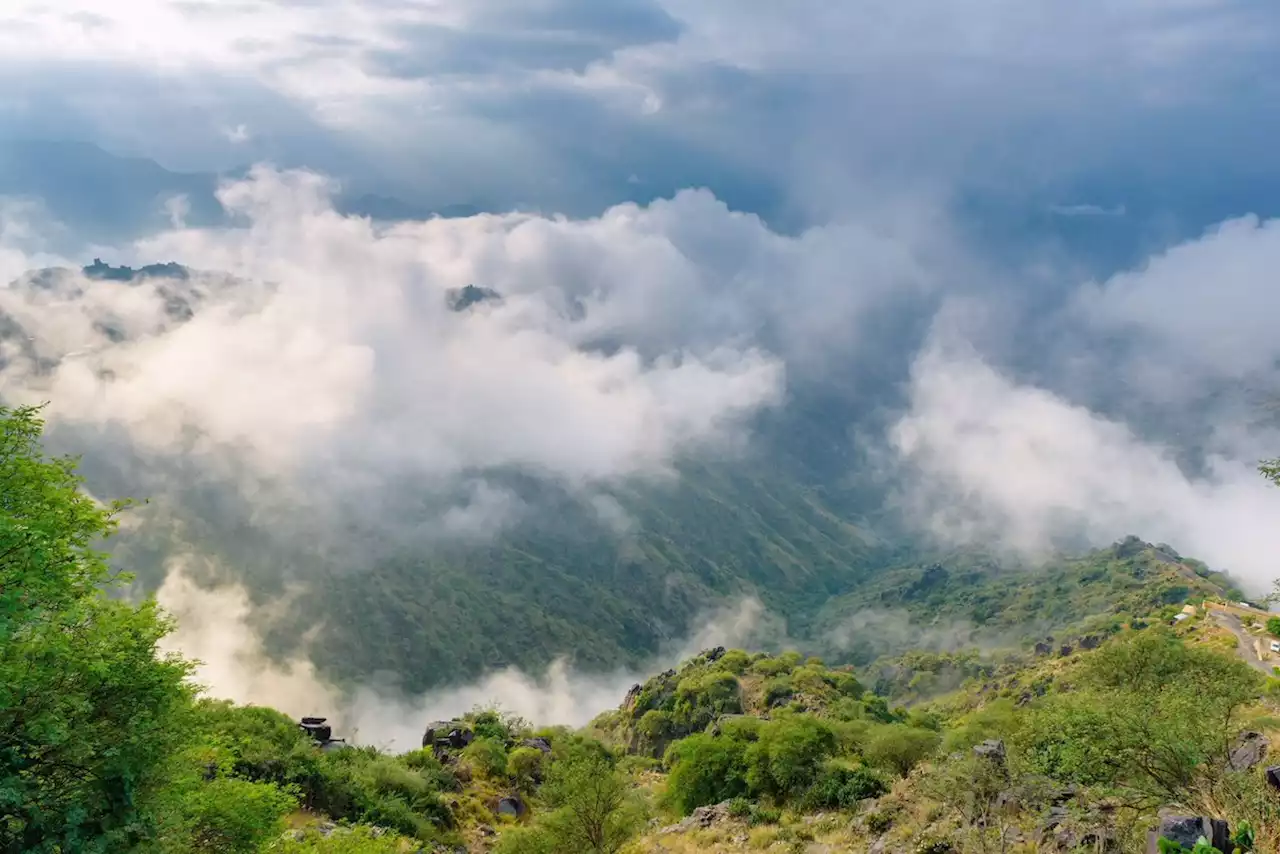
[0,138,491,246]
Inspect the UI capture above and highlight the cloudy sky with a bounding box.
[2,0,1280,720]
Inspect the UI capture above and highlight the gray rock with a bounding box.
[520,737,552,754]
[1146,816,1231,854]
[1266,765,1280,791]
[659,801,732,834]
[1229,731,1269,772]
[497,795,527,818]
[973,739,1007,765]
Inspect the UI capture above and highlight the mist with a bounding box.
[157,566,789,750]
[1,163,1279,724]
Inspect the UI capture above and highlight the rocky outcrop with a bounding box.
[422,721,475,752]
[659,801,732,834]
[1228,731,1269,772]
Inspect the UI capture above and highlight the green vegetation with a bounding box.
[5,404,1280,853]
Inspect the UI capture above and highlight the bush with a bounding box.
[865,810,894,834]
[508,746,546,788]
[863,724,940,778]
[802,763,888,810]
[461,737,509,780]
[275,825,414,853]
[664,734,750,814]
[764,676,796,707]
[182,778,297,854]
[744,716,839,799]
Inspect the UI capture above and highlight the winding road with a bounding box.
[1208,610,1275,675]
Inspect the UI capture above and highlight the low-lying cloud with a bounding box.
[4,160,1280,718]
[157,565,788,751]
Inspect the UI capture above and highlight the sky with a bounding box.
[2,0,1280,727]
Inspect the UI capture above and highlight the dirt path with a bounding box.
[1209,610,1275,675]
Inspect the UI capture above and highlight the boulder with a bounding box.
[1229,731,1269,772]
[496,795,527,818]
[1034,642,1052,656]
[1080,635,1101,650]
[1059,645,1074,657]
[520,737,553,754]
[659,801,732,834]
[1145,816,1231,854]
[422,721,474,752]
[973,739,1007,765]
[1266,765,1280,791]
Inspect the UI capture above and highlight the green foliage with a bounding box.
[664,734,749,814]
[0,405,198,853]
[1020,629,1262,803]
[800,762,888,809]
[528,751,644,854]
[274,826,411,853]
[862,723,940,778]
[175,777,296,854]
[461,737,509,780]
[743,716,838,799]
[1266,617,1280,638]
[508,746,545,789]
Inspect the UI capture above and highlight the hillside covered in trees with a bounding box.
[6,401,1280,854]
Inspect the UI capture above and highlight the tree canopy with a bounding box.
[0,405,198,852]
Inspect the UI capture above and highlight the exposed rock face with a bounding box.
[1228,731,1269,772]
[659,801,732,834]
[520,737,552,754]
[1146,816,1231,854]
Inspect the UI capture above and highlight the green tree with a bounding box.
[862,723,940,778]
[1021,629,1262,803]
[536,752,644,854]
[1262,458,1279,487]
[1267,617,1280,638]
[743,716,839,798]
[0,405,197,853]
[664,734,749,814]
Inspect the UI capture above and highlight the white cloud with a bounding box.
[158,564,784,750]
[1073,215,1280,393]
[890,332,1280,592]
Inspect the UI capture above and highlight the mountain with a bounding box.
[0,139,490,246]
[0,259,1264,697]
[7,381,1280,854]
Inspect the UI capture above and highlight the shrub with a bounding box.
[863,724,939,778]
[764,676,796,707]
[274,825,413,853]
[508,746,546,788]
[802,763,888,810]
[744,717,838,799]
[665,734,750,814]
[182,778,297,854]
[461,737,509,780]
